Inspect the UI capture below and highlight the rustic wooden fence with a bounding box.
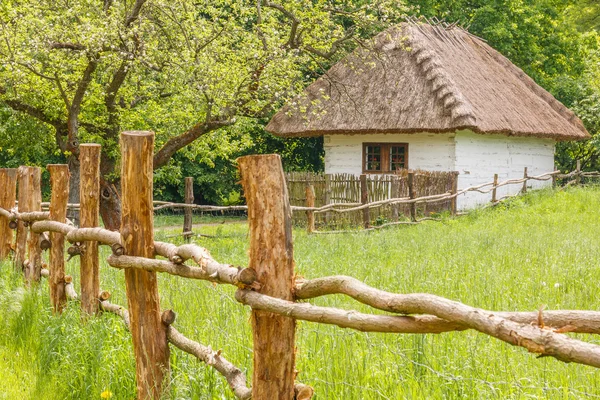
[285,170,457,228]
[153,165,590,235]
[1,133,600,400]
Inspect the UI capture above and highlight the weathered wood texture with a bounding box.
[360,174,369,228]
[305,184,315,233]
[285,170,455,228]
[0,169,17,260]
[80,144,101,315]
[120,131,169,400]
[238,154,297,400]
[48,165,70,312]
[492,174,499,203]
[408,172,416,222]
[183,177,194,242]
[522,167,528,193]
[17,167,42,281]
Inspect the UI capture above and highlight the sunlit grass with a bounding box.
[0,186,599,399]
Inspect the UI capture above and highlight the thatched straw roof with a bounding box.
[266,22,590,141]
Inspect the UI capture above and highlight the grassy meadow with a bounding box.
[0,187,600,399]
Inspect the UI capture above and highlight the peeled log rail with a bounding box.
[29,219,600,336]
[166,326,252,400]
[107,255,259,288]
[292,276,600,367]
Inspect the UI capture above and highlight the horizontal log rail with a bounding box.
[236,289,600,367]
[149,171,562,215]
[98,291,310,400]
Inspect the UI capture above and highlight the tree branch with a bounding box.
[49,42,86,51]
[152,119,233,170]
[1,96,64,128]
[125,0,147,27]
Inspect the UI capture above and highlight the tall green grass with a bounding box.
[1,186,600,399]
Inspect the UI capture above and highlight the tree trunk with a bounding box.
[99,180,122,231]
[67,155,81,225]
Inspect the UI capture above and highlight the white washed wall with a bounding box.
[454,130,555,209]
[324,132,456,175]
[323,130,555,211]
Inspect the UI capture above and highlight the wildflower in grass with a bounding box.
[554,283,561,288]
[100,390,112,399]
[541,281,547,287]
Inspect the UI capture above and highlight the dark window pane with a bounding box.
[365,145,382,171]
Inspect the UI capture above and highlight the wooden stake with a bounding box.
[121,131,169,399]
[492,173,498,203]
[522,167,528,193]
[552,171,558,188]
[80,144,101,315]
[408,172,416,222]
[305,184,315,233]
[0,169,17,260]
[15,167,31,271]
[391,176,399,222]
[360,174,369,229]
[17,167,42,281]
[450,172,458,215]
[183,177,194,243]
[238,154,296,400]
[576,160,581,186]
[48,164,70,313]
[324,174,331,224]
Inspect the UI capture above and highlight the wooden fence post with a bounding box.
[15,167,31,272]
[391,176,399,222]
[80,144,101,315]
[121,131,169,399]
[183,177,194,243]
[408,171,416,222]
[522,167,528,194]
[15,166,42,281]
[552,171,558,188]
[450,172,458,215]
[360,174,370,229]
[576,160,581,186]
[48,164,70,313]
[238,154,296,400]
[305,184,315,233]
[0,169,17,260]
[324,174,331,224]
[492,173,498,203]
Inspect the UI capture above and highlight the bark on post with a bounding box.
[24,167,42,282]
[15,167,31,271]
[0,169,17,260]
[492,173,498,203]
[408,172,416,222]
[552,171,558,188]
[80,144,101,315]
[450,172,458,216]
[391,176,399,222]
[183,177,194,243]
[121,131,169,400]
[360,174,369,229]
[576,160,581,186]
[522,167,528,194]
[305,184,315,233]
[237,154,296,400]
[48,164,70,313]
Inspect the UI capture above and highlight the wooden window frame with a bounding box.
[362,143,409,174]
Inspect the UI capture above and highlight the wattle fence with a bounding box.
[1,133,600,400]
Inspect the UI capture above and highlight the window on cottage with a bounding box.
[363,143,408,173]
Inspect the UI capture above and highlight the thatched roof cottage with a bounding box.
[266,21,590,209]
